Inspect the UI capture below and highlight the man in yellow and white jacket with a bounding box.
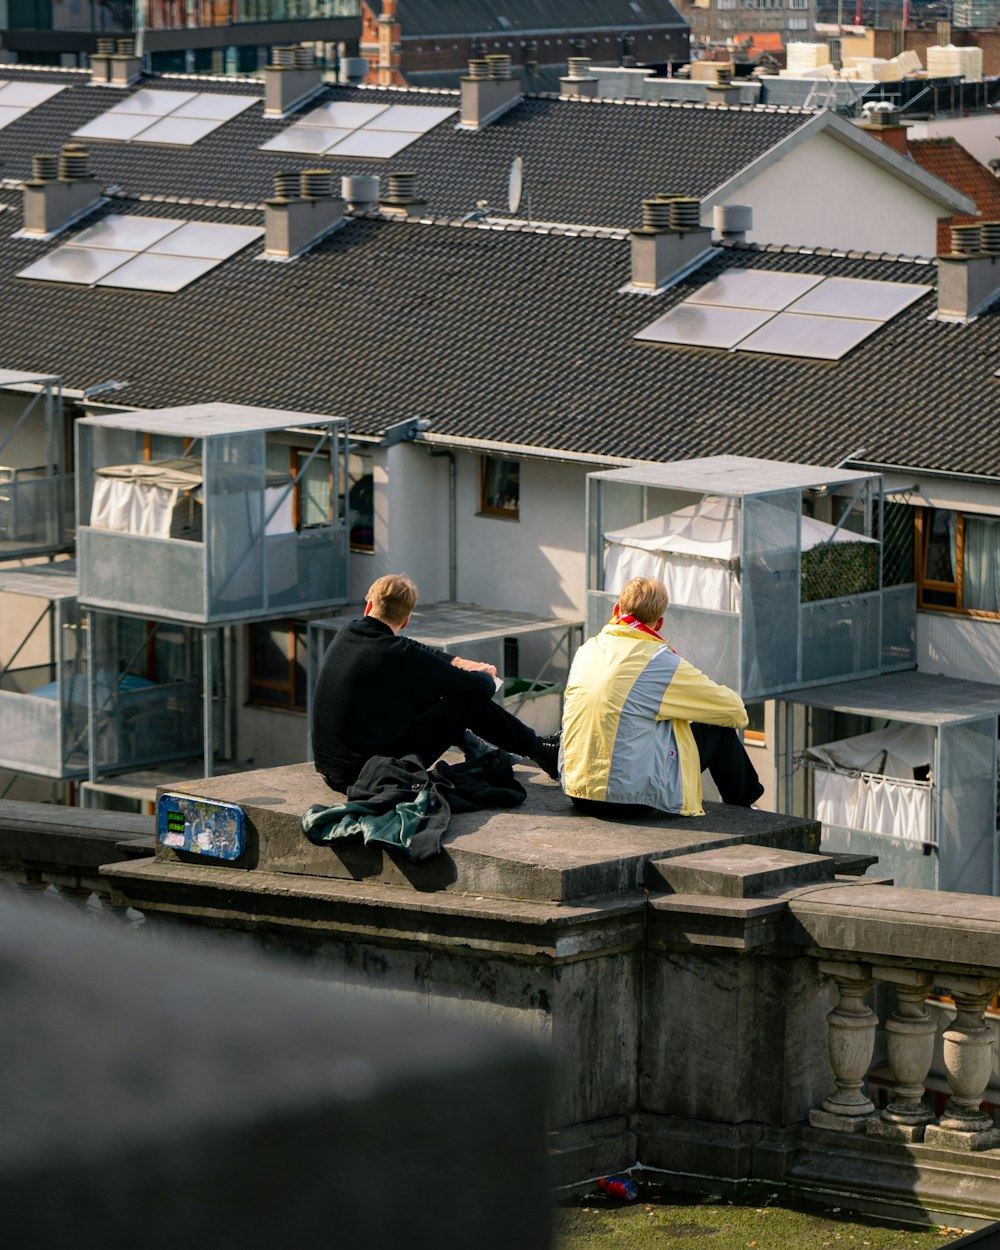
[560,576,763,818]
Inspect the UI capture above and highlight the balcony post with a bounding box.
[868,966,936,1142]
[810,959,878,1132]
[924,976,1000,1151]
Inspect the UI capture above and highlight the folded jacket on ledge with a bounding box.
[301,749,527,862]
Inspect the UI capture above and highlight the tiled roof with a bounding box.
[907,137,1000,254]
[1,188,997,480]
[0,68,812,228]
[396,0,687,37]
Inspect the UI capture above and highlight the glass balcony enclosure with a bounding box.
[776,671,1000,895]
[77,403,350,626]
[0,564,203,781]
[0,369,69,562]
[587,456,916,703]
[0,563,87,780]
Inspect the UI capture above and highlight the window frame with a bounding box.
[915,506,1000,619]
[479,455,520,521]
[246,618,309,712]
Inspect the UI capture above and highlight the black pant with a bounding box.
[323,695,539,789]
[691,722,764,807]
[570,723,763,819]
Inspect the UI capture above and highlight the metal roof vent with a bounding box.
[713,203,753,243]
[338,56,369,84]
[461,54,522,128]
[486,54,512,80]
[979,221,1000,256]
[937,220,1000,320]
[265,166,344,259]
[341,174,380,211]
[861,100,902,128]
[381,170,423,217]
[630,195,712,292]
[560,55,598,98]
[32,154,58,182]
[264,43,324,118]
[22,144,101,237]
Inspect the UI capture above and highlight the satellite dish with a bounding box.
[507,156,523,215]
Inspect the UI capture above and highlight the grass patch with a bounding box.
[554,1180,974,1250]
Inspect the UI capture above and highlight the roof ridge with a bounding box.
[349,81,460,97]
[0,63,89,75]
[359,208,628,240]
[731,237,934,265]
[524,89,816,116]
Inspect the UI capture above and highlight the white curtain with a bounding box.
[963,515,1000,613]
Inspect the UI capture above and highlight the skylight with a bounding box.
[635,270,933,361]
[260,100,456,160]
[0,80,65,131]
[16,215,264,292]
[72,90,256,147]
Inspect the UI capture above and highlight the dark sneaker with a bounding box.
[530,732,561,780]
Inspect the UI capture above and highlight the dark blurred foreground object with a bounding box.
[948,1225,1000,1246]
[0,897,551,1250]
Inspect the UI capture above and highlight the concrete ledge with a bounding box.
[101,859,647,962]
[785,1124,1000,1225]
[154,763,820,904]
[788,885,1000,974]
[648,844,835,898]
[0,799,153,892]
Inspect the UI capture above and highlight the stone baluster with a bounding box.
[810,960,878,1132]
[924,976,1000,1151]
[868,967,936,1142]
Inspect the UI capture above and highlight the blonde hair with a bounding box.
[618,576,668,626]
[366,574,418,626]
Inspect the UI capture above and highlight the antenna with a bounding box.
[507,156,523,215]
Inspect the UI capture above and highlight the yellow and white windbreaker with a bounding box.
[560,623,749,816]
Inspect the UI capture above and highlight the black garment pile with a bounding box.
[301,749,527,862]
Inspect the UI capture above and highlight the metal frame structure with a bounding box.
[76,402,351,626]
[586,456,916,703]
[776,671,1000,895]
[0,368,69,561]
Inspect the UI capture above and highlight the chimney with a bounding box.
[380,170,423,217]
[263,44,324,118]
[341,173,380,211]
[89,36,116,85]
[22,145,102,236]
[559,56,598,98]
[375,0,403,87]
[264,168,344,259]
[108,37,142,87]
[712,203,752,244]
[858,101,908,156]
[936,221,1000,320]
[460,53,522,129]
[630,196,713,291]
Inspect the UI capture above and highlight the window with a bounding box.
[247,620,309,710]
[347,450,374,552]
[266,441,336,531]
[480,456,520,520]
[745,702,766,743]
[916,507,1000,616]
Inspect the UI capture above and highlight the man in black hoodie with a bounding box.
[312,574,560,791]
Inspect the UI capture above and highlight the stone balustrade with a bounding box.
[6,770,1000,1226]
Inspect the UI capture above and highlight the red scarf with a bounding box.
[611,609,665,643]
